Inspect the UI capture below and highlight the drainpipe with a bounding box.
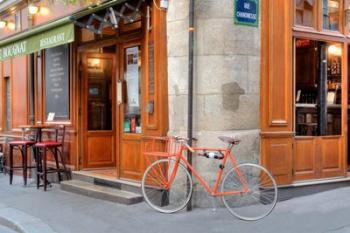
[187,0,195,211]
[28,11,35,125]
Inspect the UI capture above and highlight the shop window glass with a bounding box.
[295,39,342,136]
[326,43,342,135]
[295,0,315,27]
[323,0,340,31]
[123,46,141,134]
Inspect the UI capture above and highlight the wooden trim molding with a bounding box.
[260,131,295,138]
[261,0,293,132]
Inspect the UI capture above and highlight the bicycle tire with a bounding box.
[142,159,193,213]
[221,163,278,221]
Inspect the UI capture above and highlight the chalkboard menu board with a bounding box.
[45,44,69,120]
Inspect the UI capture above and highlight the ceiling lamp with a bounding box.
[0,20,6,29]
[39,7,49,15]
[328,44,342,56]
[28,4,39,15]
[7,21,15,30]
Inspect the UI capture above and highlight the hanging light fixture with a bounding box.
[0,20,6,29]
[328,44,342,56]
[28,4,39,15]
[7,21,15,30]
[39,7,49,15]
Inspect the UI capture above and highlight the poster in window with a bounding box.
[45,44,69,120]
[126,47,139,108]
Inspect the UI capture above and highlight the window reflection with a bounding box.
[323,0,340,31]
[295,0,315,27]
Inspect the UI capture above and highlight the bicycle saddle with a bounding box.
[218,136,241,145]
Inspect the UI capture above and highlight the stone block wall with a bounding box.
[167,0,261,207]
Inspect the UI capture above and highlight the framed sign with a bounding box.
[234,0,259,27]
[45,44,70,121]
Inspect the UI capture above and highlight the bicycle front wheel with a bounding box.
[221,163,278,221]
[142,159,193,213]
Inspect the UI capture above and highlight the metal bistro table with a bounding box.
[18,124,57,188]
[18,124,56,142]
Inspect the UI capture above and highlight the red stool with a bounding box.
[8,140,36,186]
[34,125,70,191]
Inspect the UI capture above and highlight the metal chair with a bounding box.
[8,130,37,186]
[34,125,70,191]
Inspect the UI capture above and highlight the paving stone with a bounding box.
[0,225,16,233]
[0,207,56,233]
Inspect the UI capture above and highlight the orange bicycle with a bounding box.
[141,136,278,221]
[142,137,277,221]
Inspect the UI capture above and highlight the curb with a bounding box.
[0,204,57,233]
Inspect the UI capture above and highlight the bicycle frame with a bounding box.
[166,144,250,197]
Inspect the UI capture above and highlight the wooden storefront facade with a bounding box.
[0,0,168,182]
[261,0,350,185]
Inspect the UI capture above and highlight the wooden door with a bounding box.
[118,44,144,180]
[294,137,318,180]
[294,137,344,181]
[82,53,117,168]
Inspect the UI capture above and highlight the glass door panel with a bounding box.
[295,0,316,27]
[123,46,142,134]
[87,58,113,131]
[326,43,342,135]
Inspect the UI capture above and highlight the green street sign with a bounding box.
[0,23,74,61]
[234,0,259,27]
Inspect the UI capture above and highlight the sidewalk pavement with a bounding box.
[0,225,16,233]
[1,174,350,233]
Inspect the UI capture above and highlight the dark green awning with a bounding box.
[0,23,74,61]
[0,0,126,61]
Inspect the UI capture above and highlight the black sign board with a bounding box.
[45,44,70,120]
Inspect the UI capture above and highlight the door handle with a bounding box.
[117,80,123,105]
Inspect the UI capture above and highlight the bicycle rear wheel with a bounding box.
[221,163,278,221]
[142,159,193,213]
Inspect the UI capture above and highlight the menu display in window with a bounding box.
[45,44,69,121]
[124,46,141,134]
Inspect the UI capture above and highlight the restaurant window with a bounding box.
[123,46,141,134]
[5,77,11,131]
[295,0,316,27]
[295,38,342,136]
[322,0,340,31]
[44,44,70,122]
